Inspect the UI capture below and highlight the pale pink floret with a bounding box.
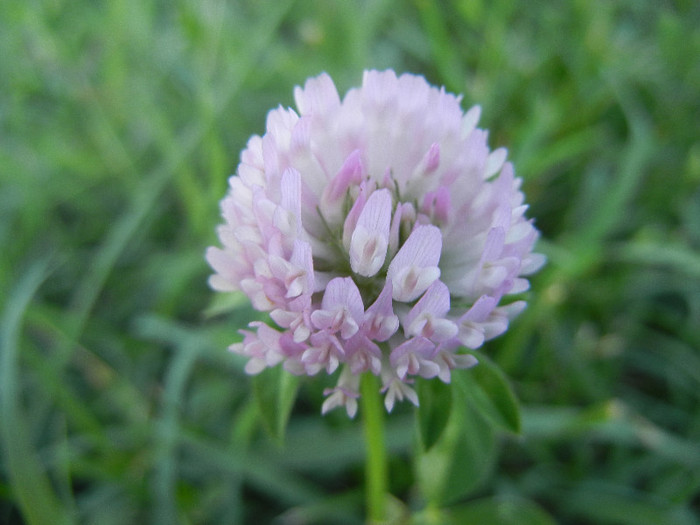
[402,281,458,342]
[363,281,400,342]
[207,70,545,416]
[350,189,392,277]
[386,225,442,302]
[311,277,364,339]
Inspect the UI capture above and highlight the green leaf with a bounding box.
[444,495,557,525]
[416,388,496,506]
[564,483,699,525]
[0,260,74,525]
[252,366,300,444]
[415,377,453,451]
[455,351,522,434]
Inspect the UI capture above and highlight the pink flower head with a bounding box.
[207,70,544,416]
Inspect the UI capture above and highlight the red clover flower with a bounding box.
[207,70,544,416]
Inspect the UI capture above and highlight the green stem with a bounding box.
[361,373,388,524]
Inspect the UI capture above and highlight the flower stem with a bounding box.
[361,372,388,524]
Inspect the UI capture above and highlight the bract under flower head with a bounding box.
[207,70,545,416]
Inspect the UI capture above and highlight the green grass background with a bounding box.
[2,0,700,523]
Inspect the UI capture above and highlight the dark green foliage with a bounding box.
[2,0,699,523]
[456,352,522,435]
[416,387,496,507]
[252,364,300,445]
[416,377,453,451]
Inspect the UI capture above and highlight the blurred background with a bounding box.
[2,0,699,523]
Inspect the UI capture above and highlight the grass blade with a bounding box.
[0,259,74,525]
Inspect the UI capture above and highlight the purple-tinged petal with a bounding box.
[484,147,507,179]
[481,226,506,263]
[322,367,361,417]
[321,277,364,320]
[424,143,440,173]
[240,278,274,311]
[230,322,285,374]
[391,266,441,304]
[205,247,239,289]
[294,72,341,116]
[390,336,436,379]
[411,142,440,177]
[421,186,451,224]
[387,225,442,302]
[280,168,302,231]
[310,277,364,339]
[364,280,400,341]
[240,134,264,169]
[520,253,547,276]
[381,166,393,188]
[322,391,358,418]
[456,323,485,349]
[461,105,481,138]
[391,336,435,361]
[290,115,311,154]
[455,295,498,348]
[403,281,458,342]
[460,295,498,322]
[388,202,416,258]
[404,280,449,321]
[270,308,311,343]
[342,180,375,249]
[350,189,392,277]
[345,334,383,375]
[302,332,345,375]
[382,375,419,412]
[324,150,365,203]
[289,240,315,298]
[434,351,478,383]
[508,278,530,294]
[361,69,399,109]
[483,301,526,340]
